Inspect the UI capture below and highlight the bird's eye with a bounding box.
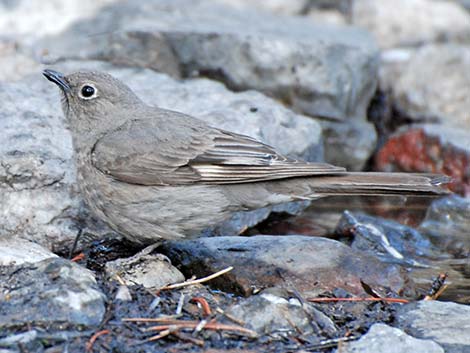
[79,84,97,99]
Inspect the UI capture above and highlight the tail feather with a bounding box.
[304,172,451,197]
[225,172,451,210]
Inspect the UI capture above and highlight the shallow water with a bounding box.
[255,195,470,303]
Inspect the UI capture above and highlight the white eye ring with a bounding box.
[79,84,98,100]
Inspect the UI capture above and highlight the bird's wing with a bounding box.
[91,116,345,186]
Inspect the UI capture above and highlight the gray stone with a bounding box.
[114,284,132,301]
[391,44,470,128]
[419,195,470,256]
[0,39,40,82]
[0,237,57,266]
[0,331,39,352]
[336,211,445,267]
[352,0,470,49]
[378,48,414,91]
[0,73,107,249]
[307,0,353,13]
[213,0,308,15]
[417,124,470,152]
[205,200,311,238]
[341,323,444,353]
[0,257,105,328]
[319,120,377,170]
[215,0,349,23]
[227,292,317,335]
[305,8,347,26]
[105,244,185,289]
[214,0,351,25]
[455,0,470,11]
[40,0,379,124]
[160,235,415,297]
[0,0,114,40]
[0,330,38,346]
[396,301,470,353]
[1,60,323,248]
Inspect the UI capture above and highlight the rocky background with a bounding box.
[1,0,470,352]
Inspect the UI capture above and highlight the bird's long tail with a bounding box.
[307,172,450,196]
[269,172,451,199]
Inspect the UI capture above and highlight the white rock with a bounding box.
[0,0,115,41]
[105,245,185,289]
[381,44,470,128]
[0,237,57,266]
[341,323,444,353]
[353,0,470,49]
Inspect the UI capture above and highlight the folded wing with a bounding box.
[91,114,345,186]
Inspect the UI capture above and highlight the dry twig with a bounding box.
[190,297,212,317]
[86,329,110,352]
[159,266,233,291]
[173,331,205,346]
[144,320,257,338]
[124,317,257,338]
[307,297,409,304]
[147,328,173,342]
[123,317,183,324]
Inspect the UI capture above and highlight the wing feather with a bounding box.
[91,112,345,186]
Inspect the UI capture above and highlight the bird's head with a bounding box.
[43,69,142,118]
[43,69,143,142]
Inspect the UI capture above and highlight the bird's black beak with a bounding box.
[43,69,71,93]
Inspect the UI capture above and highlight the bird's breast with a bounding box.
[75,149,113,219]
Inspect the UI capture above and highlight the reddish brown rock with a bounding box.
[375,125,470,196]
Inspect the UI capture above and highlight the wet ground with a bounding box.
[8,266,400,353]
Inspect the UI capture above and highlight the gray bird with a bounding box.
[43,69,449,244]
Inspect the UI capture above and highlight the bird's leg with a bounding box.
[69,228,83,259]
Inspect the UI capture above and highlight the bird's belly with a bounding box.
[76,156,231,243]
